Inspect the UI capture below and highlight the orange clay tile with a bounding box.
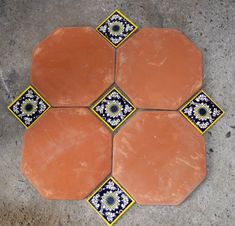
[21,108,112,199]
[116,28,203,110]
[30,27,115,107]
[113,111,206,205]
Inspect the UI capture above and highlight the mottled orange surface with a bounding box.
[31,27,115,107]
[113,111,206,205]
[23,27,207,204]
[22,108,112,199]
[116,29,203,110]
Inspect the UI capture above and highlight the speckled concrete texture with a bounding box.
[0,0,234,225]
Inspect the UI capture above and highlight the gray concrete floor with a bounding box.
[0,0,235,225]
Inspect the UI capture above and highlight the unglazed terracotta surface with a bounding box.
[30,27,115,107]
[113,111,206,205]
[116,28,203,110]
[21,108,112,199]
[12,23,213,208]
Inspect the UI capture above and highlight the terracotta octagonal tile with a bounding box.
[21,108,112,199]
[116,28,203,110]
[31,27,115,107]
[113,111,206,205]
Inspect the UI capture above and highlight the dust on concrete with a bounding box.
[0,0,235,225]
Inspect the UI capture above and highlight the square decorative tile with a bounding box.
[91,87,136,131]
[8,86,51,128]
[180,90,224,134]
[96,10,138,48]
[87,177,135,226]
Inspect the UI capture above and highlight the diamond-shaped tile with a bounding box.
[96,10,138,48]
[87,177,135,225]
[91,87,136,131]
[180,90,224,134]
[8,86,50,128]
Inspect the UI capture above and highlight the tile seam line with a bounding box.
[50,106,180,111]
[51,106,89,108]
[111,128,114,176]
[114,48,117,82]
[140,108,179,112]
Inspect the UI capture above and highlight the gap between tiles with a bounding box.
[111,123,114,176]
[114,48,117,82]
[139,108,177,112]
[51,106,90,108]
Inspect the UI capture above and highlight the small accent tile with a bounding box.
[8,86,50,128]
[87,177,135,225]
[96,10,138,48]
[91,87,136,131]
[180,90,224,134]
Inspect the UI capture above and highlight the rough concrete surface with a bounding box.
[0,0,234,225]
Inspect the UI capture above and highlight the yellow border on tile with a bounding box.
[179,90,225,134]
[96,9,138,48]
[86,176,135,226]
[91,87,136,131]
[8,85,51,129]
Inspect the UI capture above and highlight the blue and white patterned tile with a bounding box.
[180,90,224,133]
[91,87,136,131]
[8,86,50,128]
[96,10,138,48]
[87,177,135,225]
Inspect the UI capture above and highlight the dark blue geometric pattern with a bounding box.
[88,177,134,225]
[97,10,137,47]
[92,87,136,131]
[180,90,224,133]
[8,86,50,128]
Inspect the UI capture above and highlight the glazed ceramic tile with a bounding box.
[96,10,138,48]
[91,87,136,131]
[87,177,135,225]
[8,86,50,128]
[180,90,224,134]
